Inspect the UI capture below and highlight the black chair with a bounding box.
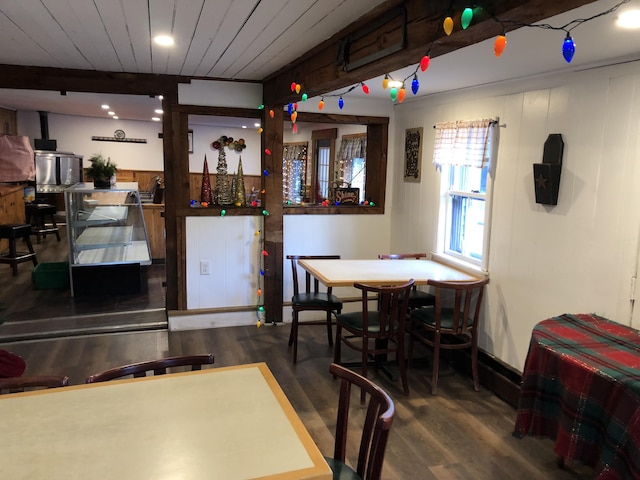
[0,224,38,276]
[85,354,215,383]
[26,202,60,244]
[0,375,69,394]
[287,255,343,363]
[378,253,435,309]
[334,279,414,402]
[408,277,489,394]
[327,363,395,480]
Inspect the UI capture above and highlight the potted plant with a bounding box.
[87,154,117,188]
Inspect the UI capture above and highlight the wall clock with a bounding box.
[114,129,126,139]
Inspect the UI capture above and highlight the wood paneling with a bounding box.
[142,204,165,260]
[0,184,26,251]
[0,107,17,134]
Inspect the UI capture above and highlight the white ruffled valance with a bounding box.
[432,118,496,168]
[338,135,366,161]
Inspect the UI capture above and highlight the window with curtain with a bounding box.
[433,118,498,271]
[336,134,366,203]
[283,142,307,204]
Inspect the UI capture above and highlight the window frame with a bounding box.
[434,123,497,273]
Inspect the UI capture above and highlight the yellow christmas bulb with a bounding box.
[257,127,263,134]
[444,16,454,35]
[295,84,301,94]
[382,75,389,89]
[256,321,262,328]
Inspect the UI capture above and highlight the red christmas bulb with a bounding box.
[290,82,296,92]
[420,55,430,72]
[261,250,268,256]
[361,83,369,94]
[265,148,271,155]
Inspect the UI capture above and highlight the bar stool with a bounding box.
[0,224,38,276]
[26,203,60,244]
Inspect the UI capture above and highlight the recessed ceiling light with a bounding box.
[617,10,640,28]
[152,117,161,122]
[155,109,163,114]
[108,111,115,115]
[387,80,403,88]
[254,123,261,127]
[112,116,119,120]
[154,35,174,46]
[158,95,164,101]
[242,126,247,129]
[101,104,109,110]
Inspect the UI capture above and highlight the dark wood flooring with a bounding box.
[0,227,593,479]
[0,324,593,479]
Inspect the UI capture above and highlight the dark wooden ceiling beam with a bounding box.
[0,64,186,95]
[263,0,596,105]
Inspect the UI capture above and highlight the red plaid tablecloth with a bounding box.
[514,313,640,479]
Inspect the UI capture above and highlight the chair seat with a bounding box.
[292,292,342,309]
[324,456,361,480]
[337,311,398,334]
[406,289,435,305]
[411,307,474,330]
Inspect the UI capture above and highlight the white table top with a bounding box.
[298,258,480,287]
[0,363,331,480]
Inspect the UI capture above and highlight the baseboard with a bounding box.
[451,348,522,408]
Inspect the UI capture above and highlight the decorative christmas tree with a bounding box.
[200,155,213,204]
[234,156,246,206]
[215,142,232,205]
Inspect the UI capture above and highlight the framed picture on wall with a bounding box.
[404,127,422,182]
[188,130,194,153]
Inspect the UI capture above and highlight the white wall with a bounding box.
[18,112,164,171]
[188,124,261,175]
[391,61,640,371]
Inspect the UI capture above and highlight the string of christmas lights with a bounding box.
[288,0,629,110]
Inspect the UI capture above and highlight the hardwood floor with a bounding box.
[0,224,592,478]
[0,323,593,479]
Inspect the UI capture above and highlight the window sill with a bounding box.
[284,205,383,215]
[430,252,488,277]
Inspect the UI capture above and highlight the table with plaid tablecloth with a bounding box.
[514,313,640,479]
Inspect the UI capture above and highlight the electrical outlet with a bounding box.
[200,259,210,275]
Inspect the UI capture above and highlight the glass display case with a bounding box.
[64,182,151,296]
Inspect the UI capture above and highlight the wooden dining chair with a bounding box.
[327,363,395,480]
[0,375,69,394]
[85,354,215,383]
[378,253,436,309]
[287,255,343,364]
[334,279,414,402]
[408,277,489,395]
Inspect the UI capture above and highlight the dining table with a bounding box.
[0,362,332,480]
[297,258,481,378]
[297,258,480,287]
[514,313,640,479]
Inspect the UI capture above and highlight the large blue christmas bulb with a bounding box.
[562,33,575,63]
[411,75,419,95]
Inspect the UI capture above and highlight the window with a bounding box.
[283,142,307,204]
[336,134,366,203]
[433,119,498,271]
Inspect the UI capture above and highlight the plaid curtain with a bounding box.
[432,118,495,168]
